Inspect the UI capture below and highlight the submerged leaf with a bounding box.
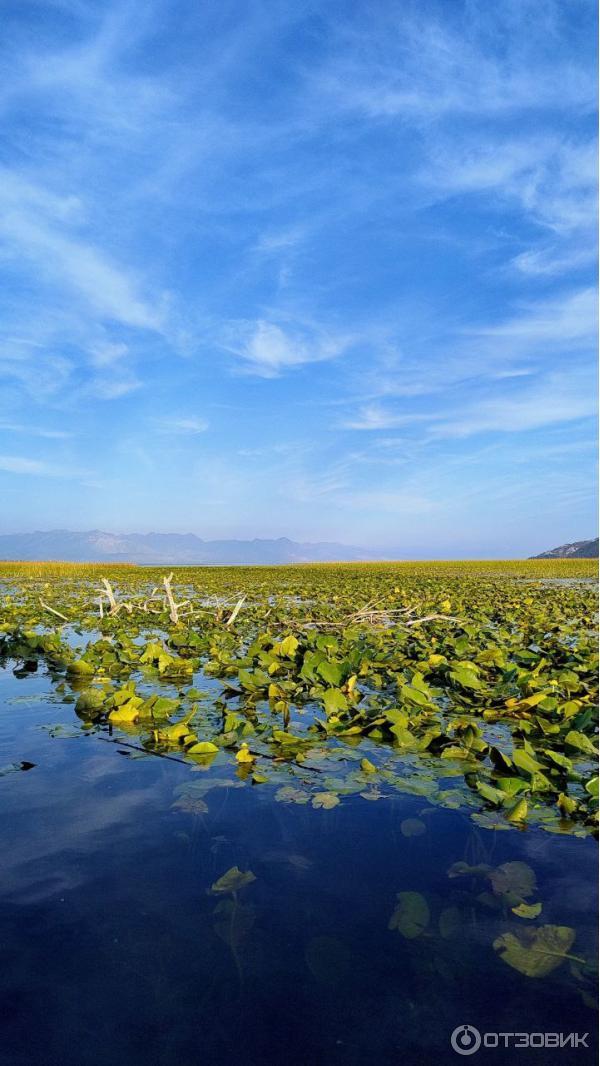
[400,817,427,837]
[494,925,575,977]
[388,891,430,938]
[210,866,256,895]
[512,902,542,920]
[489,862,536,901]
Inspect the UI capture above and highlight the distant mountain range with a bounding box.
[0,530,375,565]
[532,538,599,559]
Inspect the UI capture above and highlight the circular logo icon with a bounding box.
[451,1025,482,1056]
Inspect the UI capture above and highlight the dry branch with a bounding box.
[39,599,69,623]
[226,595,246,627]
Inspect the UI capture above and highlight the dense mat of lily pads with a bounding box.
[1,559,598,836]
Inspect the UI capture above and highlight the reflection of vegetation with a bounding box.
[0,559,597,834]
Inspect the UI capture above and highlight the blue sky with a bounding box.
[0,0,597,556]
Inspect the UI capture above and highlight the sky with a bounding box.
[0,0,597,557]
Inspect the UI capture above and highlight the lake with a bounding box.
[1,662,597,1066]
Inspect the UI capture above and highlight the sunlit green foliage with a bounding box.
[0,558,597,834]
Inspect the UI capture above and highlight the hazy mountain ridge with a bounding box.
[532,538,599,559]
[0,530,375,564]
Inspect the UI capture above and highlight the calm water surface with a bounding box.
[0,663,597,1066]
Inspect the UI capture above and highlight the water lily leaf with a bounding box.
[400,684,432,707]
[109,698,142,724]
[317,661,344,686]
[210,866,256,895]
[543,749,573,772]
[512,748,544,775]
[312,791,340,809]
[449,666,482,690]
[512,902,542,919]
[75,689,105,712]
[275,786,310,804]
[360,757,377,774]
[172,794,209,814]
[494,925,575,977]
[273,635,299,658]
[496,777,530,797]
[585,775,598,799]
[388,891,430,938]
[489,861,536,901]
[557,792,578,817]
[187,741,219,754]
[505,797,528,823]
[400,817,426,837]
[323,688,348,716]
[476,780,506,806]
[66,659,94,676]
[564,730,598,755]
[235,744,255,764]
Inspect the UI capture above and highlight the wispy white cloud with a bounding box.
[342,404,433,432]
[0,187,166,331]
[431,368,597,439]
[156,416,209,435]
[316,3,595,122]
[0,454,84,477]
[469,287,596,346]
[0,422,72,440]
[222,319,354,377]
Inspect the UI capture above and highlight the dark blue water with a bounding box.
[0,666,597,1066]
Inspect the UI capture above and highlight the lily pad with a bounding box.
[494,925,575,977]
[388,891,430,938]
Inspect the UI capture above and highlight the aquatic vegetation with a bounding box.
[0,559,597,836]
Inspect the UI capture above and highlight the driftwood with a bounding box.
[39,599,69,623]
[61,575,465,633]
[226,595,246,627]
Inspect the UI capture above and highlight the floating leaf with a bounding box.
[323,688,348,716]
[235,744,255,764]
[505,797,528,823]
[275,786,310,805]
[565,731,598,755]
[312,792,340,810]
